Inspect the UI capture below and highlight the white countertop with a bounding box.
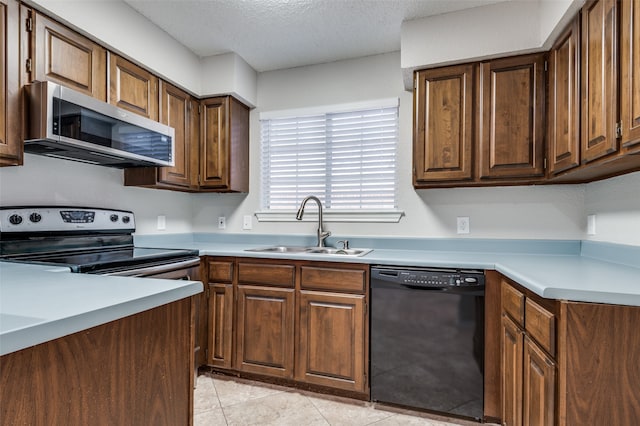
[3,234,639,356]
[0,262,202,356]
[134,234,640,307]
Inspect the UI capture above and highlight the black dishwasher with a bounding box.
[370,266,485,421]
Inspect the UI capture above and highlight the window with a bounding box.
[258,99,401,222]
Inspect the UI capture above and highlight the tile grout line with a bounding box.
[210,377,230,425]
[305,393,334,425]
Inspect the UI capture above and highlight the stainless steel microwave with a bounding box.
[24,81,175,168]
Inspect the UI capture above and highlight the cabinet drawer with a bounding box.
[238,262,295,287]
[502,280,525,326]
[300,266,366,293]
[208,260,233,283]
[525,298,555,356]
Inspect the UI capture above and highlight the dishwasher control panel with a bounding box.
[371,266,485,288]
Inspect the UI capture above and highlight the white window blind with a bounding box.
[260,102,398,212]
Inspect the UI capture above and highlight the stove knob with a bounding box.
[110,214,119,222]
[9,214,23,225]
[122,216,131,224]
[29,213,42,223]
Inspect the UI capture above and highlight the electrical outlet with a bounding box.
[217,216,226,229]
[243,215,253,230]
[157,215,166,231]
[457,216,470,234]
[587,214,597,235]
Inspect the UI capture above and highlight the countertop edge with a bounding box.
[0,274,203,356]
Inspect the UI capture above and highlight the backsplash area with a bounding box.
[2,152,638,246]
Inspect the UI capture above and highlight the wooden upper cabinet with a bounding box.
[479,54,546,180]
[200,97,228,188]
[620,0,640,153]
[0,0,22,167]
[200,96,249,192]
[548,16,581,176]
[108,53,158,121]
[414,63,475,183]
[157,81,194,188]
[30,10,106,100]
[581,0,618,163]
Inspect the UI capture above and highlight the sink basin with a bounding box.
[305,247,373,256]
[245,246,372,257]
[245,246,310,253]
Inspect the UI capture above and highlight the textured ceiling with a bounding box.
[123,0,509,72]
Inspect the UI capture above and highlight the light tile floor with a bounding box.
[194,373,485,426]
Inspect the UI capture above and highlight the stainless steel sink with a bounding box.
[304,247,372,256]
[244,246,372,257]
[244,246,310,253]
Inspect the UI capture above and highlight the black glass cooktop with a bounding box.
[9,247,199,273]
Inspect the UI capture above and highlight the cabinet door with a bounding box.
[547,17,581,175]
[522,337,556,426]
[581,0,618,163]
[208,283,233,369]
[32,11,106,100]
[235,285,294,378]
[620,0,640,152]
[158,81,194,188]
[0,0,22,167]
[479,54,545,180]
[502,314,524,426]
[414,64,475,183]
[296,291,366,392]
[199,97,229,189]
[109,53,158,121]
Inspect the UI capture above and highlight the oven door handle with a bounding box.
[102,258,200,277]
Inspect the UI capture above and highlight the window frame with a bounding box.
[256,98,404,223]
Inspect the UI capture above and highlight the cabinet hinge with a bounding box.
[544,60,548,72]
[205,348,208,360]
[543,158,547,170]
[26,17,33,32]
[616,122,622,138]
[25,58,32,74]
[364,301,368,315]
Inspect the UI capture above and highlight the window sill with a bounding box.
[255,210,404,223]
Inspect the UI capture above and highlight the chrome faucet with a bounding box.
[296,195,331,247]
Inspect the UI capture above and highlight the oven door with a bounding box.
[100,258,200,278]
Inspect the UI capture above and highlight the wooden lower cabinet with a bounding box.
[498,276,640,426]
[0,298,194,425]
[501,278,557,426]
[558,302,640,425]
[235,285,295,378]
[208,283,233,368]
[296,291,366,392]
[502,315,524,426]
[522,336,555,426]
[205,257,369,396]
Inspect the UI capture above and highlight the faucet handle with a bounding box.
[337,240,349,249]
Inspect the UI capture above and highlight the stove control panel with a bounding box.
[0,207,135,232]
